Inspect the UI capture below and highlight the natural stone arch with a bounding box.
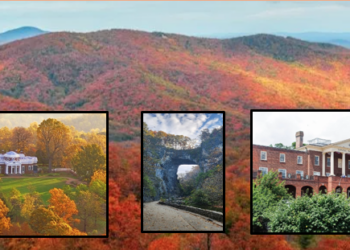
[319,186,327,195]
[285,185,296,198]
[161,156,200,197]
[301,186,313,197]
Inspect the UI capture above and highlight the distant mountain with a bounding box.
[202,32,350,48]
[0,27,48,45]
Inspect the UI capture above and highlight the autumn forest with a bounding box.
[1,10,350,249]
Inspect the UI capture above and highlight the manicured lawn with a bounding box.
[0,177,74,204]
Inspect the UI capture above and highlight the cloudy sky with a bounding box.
[1,1,350,35]
[253,112,350,147]
[143,113,223,141]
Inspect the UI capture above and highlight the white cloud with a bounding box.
[144,113,224,140]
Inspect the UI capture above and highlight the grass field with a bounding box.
[0,177,74,204]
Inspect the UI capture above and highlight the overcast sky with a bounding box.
[253,112,350,147]
[144,113,223,141]
[1,1,350,35]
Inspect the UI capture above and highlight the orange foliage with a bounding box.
[48,188,79,225]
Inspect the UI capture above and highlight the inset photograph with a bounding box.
[252,110,350,234]
[142,112,224,232]
[0,112,107,237]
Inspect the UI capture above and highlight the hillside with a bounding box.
[0,29,350,145]
[1,29,350,247]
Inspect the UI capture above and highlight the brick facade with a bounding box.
[253,145,350,197]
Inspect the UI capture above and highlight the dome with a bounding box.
[4,151,20,157]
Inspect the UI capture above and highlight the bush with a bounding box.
[253,170,292,233]
[191,190,210,206]
[268,191,350,233]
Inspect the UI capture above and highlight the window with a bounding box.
[260,151,267,160]
[315,156,319,166]
[326,173,330,177]
[348,174,350,178]
[314,171,320,176]
[259,167,268,176]
[278,169,286,178]
[338,159,342,168]
[327,157,330,167]
[297,156,303,164]
[280,154,285,163]
[296,170,304,178]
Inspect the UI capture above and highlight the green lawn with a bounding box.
[0,177,74,204]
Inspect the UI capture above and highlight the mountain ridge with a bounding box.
[1,29,350,142]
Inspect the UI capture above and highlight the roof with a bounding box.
[4,151,20,157]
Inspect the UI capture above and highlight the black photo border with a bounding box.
[250,109,350,235]
[141,111,225,233]
[0,111,109,238]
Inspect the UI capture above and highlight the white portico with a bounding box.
[297,137,350,177]
[0,151,38,175]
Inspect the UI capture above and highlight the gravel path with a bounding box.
[143,201,223,231]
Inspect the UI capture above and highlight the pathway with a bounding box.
[143,201,223,231]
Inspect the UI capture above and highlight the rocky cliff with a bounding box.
[143,127,223,202]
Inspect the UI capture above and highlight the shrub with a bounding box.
[191,190,210,206]
[268,191,350,233]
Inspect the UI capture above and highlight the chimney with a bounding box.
[296,131,304,148]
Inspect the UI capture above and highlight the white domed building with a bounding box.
[0,151,38,175]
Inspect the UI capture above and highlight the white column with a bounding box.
[322,152,326,176]
[330,151,335,176]
[342,153,346,176]
[14,166,17,174]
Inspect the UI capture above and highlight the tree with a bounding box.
[76,190,100,232]
[37,118,71,172]
[48,188,79,225]
[253,170,291,232]
[0,127,12,152]
[9,188,22,222]
[90,169,106,185]
[71,144,106,182]
[0,199,11,233]
[21,191,43,220]
[29,206,86,236]
[11,127,33,152]
[90,179,106,200]
[269,191,350,233]
[20,194,36,220]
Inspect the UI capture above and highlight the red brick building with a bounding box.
[253,131,350,198]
